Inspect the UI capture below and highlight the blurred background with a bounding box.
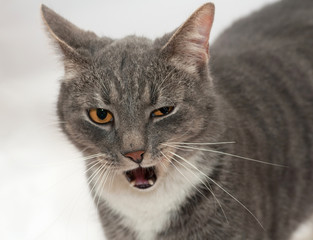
[0,0,278,239]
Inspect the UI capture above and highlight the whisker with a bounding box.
[76,153,108,165]
[95,163,112,208]
[169,151,265,230]
[86,162,107,188]
[85,162,110,239]
[165,152,228,222]
[83,160,102,175]
[162,144,194,152]
[93,167,107,207]
[42,159,101,195]
[48,153,106,167]
[101,163,114,195]
[95,172,107,208]
[33,159,106,239]
[165,131,192,143]
[65,161,107,239]
[161,152,205,193]
[58,153,106,166]
[160,162,167,171]
[87,164,110,217]
[160,151,227,221]
[82,153,106,162]
[166,141,236,146]
[158,156,168,171]
[108,167,117,191]
[163,145,233,174]
[30,152,104,170]
[164,144,286,168]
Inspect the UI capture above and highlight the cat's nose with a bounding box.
[123,150,145,164]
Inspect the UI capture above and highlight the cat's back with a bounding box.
[211,0,313,126]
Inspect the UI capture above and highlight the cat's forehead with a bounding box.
[91,39,150,102]
[96,36,154,66]
[88,37,179,107]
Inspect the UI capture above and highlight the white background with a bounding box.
[0,0,278,239]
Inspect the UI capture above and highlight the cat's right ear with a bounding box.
[41,5,100,69]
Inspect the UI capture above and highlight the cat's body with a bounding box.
[208,1,313,239]
[42,0,313,239]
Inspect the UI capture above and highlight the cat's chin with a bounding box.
[124,166,157,190]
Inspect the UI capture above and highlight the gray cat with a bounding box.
[41,1,313,239]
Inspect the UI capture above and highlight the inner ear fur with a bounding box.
[161,3,215,74]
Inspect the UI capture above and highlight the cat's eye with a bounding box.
[151,106,175,117]
[88,108,113,124]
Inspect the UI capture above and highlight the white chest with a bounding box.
[100,163,205,240]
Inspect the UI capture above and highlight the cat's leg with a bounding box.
[290,214,313,240]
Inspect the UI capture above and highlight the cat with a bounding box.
[41,0,313,239]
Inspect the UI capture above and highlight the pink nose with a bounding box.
[123,150,145,164]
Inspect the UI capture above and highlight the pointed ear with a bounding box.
[161,3,215,74]
[41,4,100,67]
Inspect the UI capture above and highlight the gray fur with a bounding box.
[41,0,313,239]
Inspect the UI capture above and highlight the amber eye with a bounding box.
[151,106,175,117]
[88,108,113,124]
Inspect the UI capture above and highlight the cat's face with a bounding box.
[42,4,217,194]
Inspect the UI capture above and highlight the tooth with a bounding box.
[148,179,154,186]
[130,181,136,187]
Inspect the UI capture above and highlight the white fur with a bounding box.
[98,153,208,240]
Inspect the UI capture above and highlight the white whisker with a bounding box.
[106,164,115,191]
[86,163,107,187]
[160,151,227,220]
[158,157,168,171]
[166,153,228,222]
[52,153,106,166]
[164,144,286,167]
[162,144,194,152]
[94,167,107,208]
[82,153,106,161]
[88,164,110,215]
[163,145,232,174]
[169,151,265,230]
[165,131,192,143]
[95,163,112,208]
[42,159,101,195]
[84,160,102,175]
[85,162,110,239]
[166,141,236,146]
[160,162,167,171]
[161,151,204,193]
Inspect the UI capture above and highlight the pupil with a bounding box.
[160,107,169,114]
[97,109,107,120]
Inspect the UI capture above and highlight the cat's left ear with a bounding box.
[161,3,215,74]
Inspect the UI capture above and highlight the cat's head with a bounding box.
[42,4,220,195]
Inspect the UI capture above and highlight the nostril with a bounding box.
[123,150,145,164]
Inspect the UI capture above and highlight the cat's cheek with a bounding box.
[62,117,109,152]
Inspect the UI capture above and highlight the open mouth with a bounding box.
[125,166,157,190]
